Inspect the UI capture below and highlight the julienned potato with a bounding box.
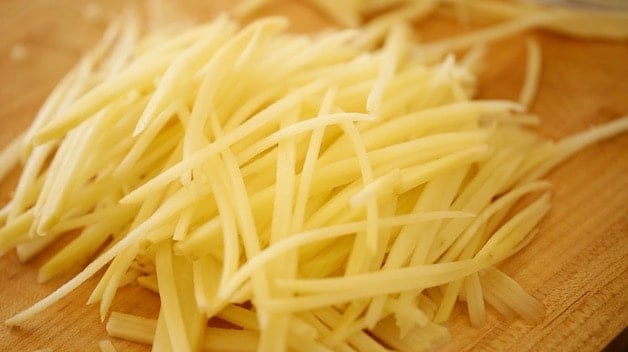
[0,1,627,351]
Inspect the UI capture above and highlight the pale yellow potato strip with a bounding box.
[155,240,207,352]
[524,115,628,182]
[0,132,25,183]
[9,146,55,220]
[292,88,337,231]
[260,261,492,313]
[0,209,33,254]
[15,232,64,262]
[419,12,563,56]
[518,37,542,107]
[341,120,379,256]
[220,211,470,299]
[98,340,117,352]
[367,23,406,113]
[260,109,299,351]
[106,311,156,345]
[92,245,140,319]
[464,272,486,326]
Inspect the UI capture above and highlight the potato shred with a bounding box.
[1,3,628,352]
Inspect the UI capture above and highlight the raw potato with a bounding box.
[1,2,628,352]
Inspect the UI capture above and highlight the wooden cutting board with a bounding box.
[0,1,626,351]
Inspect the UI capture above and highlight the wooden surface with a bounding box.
[0,1,626,351]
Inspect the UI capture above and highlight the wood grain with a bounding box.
[1,1,627,351]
